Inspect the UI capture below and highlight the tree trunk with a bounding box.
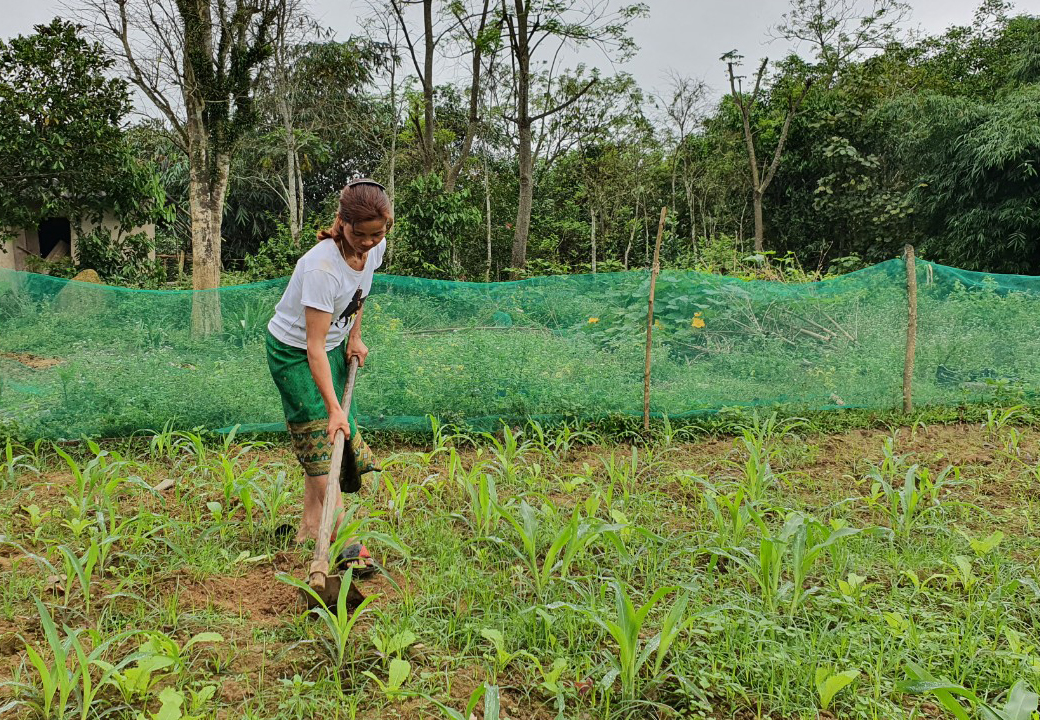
[421,0,435,173]
[279,92,302,245]
[511,120,533,274]
[386,63,398,270]
[684,176,697,259]
[590,207,597,273]
[184,105,227,336]
[753,190,764,253]
[444,0,491,194]
[507,0,532,277]
[625,209,637,269]
[485,153,492,282]
[187,169,226,336]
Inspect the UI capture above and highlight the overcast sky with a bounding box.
[0,0,994,99]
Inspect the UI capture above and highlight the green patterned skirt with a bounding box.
[265,331,376,478]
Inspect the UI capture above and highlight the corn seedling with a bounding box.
[58,539,100,613]
[719,509,858,615]
[787,514,861,616]
[380,473,411,526]
[600,448,641,508]
[495,501,610,599]
[143,420,179,460]
[280,569,378,667]
[550,421,599,462]
[866,461,948,543]
[2,438,40,489]
[482,425,530,483]
[20,597,80,719]
[699,481,754,548]
[585,581,693,703]
[407,415,459,467]
[456,472,500,537]
[255,470,293,532]
[67,627,139,720]
[983,405,1028,437]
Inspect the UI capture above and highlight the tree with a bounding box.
[0,19,163,247]
[388,0,498,192]
[82,0,282,334]
[266,0,313,246]
[885,80,1040,273]
[254,32,386,246]
[500,0,646,275]
[725,0,909,253]
[658,72,709,250]
[722,52,813,254]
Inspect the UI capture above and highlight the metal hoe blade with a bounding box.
[300,574,366,612]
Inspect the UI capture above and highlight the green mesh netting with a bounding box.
[1,260,1038,439]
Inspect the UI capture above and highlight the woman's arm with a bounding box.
[305,306,351,440]
[346,303,368,366]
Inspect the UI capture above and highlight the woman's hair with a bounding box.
[318,180,393,243]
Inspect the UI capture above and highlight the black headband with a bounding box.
[345,177,386,191]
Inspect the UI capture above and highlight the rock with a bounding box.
[70,269,101,284]
[54,268,106,314]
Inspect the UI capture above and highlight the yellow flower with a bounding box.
[692,312,705,329]
[588,317,599,324]
[653,320,661,329]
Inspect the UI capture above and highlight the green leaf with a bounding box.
[484,684,500,720]
[816,667,859,710]
[388,658,410,692]
[480,628,505,653]
[153,687,185,720]
[984,680,1039,720]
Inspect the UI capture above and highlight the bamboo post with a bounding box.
[903,244,917,414]
[644,207,668,431]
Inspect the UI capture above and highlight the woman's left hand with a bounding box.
[346,335,368,367]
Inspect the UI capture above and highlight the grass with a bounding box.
[0,414,1039,719]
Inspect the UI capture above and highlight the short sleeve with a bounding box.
[300,269,339,313]
[371,240,387,271]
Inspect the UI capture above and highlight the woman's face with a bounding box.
[343,218,388,254]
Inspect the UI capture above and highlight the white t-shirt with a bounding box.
[268,237,386,351]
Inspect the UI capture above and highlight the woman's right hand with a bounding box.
[327,406,351,445]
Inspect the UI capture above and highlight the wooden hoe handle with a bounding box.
[308,357,360,593]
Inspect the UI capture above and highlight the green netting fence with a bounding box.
[1,258,1039,439]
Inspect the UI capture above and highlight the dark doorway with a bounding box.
[37,217,71,258]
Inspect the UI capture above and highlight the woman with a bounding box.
[265,178,389,573]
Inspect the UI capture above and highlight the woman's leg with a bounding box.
[298,473,345,543]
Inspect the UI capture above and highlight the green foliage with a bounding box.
[74,228,162,286]
[391,174,482,279]
[244,218,326,281]
[0,19,164,237]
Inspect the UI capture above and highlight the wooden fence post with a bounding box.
[903,244,918,414]
[644,207,668,431]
